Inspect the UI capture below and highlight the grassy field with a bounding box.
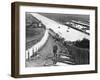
[26,13,46,50]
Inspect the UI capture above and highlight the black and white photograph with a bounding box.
[11,2,97,78]
[25,12,90,67]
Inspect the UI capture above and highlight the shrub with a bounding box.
[74,38,89,49]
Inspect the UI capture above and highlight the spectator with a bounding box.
[53,45,58,64]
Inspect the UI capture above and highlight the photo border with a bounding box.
[11,2,98,78]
